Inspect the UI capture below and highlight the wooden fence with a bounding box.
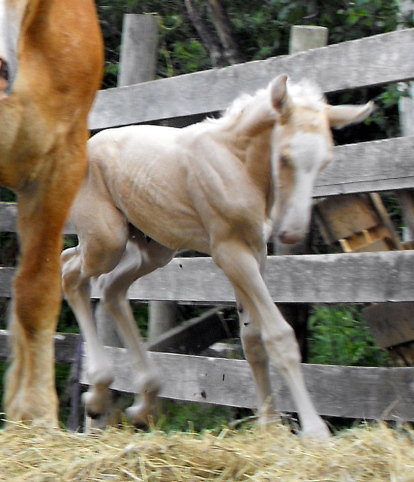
[1,28,414,422]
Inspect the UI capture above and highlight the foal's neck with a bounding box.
[227,105,275,207]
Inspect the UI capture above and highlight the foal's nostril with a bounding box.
[0,58,9,82]
[0,59,9,98]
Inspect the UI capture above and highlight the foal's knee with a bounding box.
[262,323,302,370]
[241,321,268,365]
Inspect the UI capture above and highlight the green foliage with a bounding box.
[156,400,234,433]
[308,305,390,367]
[96,0,403,86]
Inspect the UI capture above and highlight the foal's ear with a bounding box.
[327,101,375,129]
[270,74,289,114]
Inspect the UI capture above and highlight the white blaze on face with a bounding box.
[0,0,22,90]
[0,0,7,61]
[277,131,329,244]
[290,131,328,174]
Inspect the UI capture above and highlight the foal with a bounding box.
[62,74,373,438]
[0,0,103,425]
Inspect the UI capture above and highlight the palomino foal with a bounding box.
[62,75,373,438]
[0,0,103,426]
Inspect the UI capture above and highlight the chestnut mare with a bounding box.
[0,0,103,426]
[62,75,373,438]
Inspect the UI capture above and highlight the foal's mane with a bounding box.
[206,78,326,128]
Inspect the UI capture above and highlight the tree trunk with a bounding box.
[204,0,244,64]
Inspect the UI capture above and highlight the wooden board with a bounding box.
[80,347,414,421]
[0,202,75,234]
[362,303,414,348]
[0,330,80,364]
[315,136,414,197]
[316,195,379,242]
[314,193,402,252]
[89,29,414,129]
[1,250,414,304]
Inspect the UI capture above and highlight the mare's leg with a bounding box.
[97,229,175,425]
[5,148,87,426]
[61,204,129,420]
[213,240,329,439]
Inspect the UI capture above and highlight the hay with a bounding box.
[0,422,412,481]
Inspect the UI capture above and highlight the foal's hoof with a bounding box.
[125,401,155,428]
[126,375,162,427]
[301,422,331,440]
[82,389,112,419]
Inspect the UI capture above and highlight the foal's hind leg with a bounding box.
[61,208,129,421]
[97,229,175,426]
[61,248,117,420]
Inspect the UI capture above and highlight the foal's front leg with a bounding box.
[237,246,279,424]
[238,297,278,425]
[213,240,330,439]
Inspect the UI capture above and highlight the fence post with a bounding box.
[274,26,328,361]
[148,301,178,342]
[118,14,159,86]
[288,25,328,55]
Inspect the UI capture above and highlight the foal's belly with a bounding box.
[118,196,211,254]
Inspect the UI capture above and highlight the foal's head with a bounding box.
[270,74,373,245]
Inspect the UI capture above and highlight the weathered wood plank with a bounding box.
[1,136,414,233]
[0,203,17,232]
[1,250,414,303]
[316,136,414,196]
[81,347,414,421]
[0,330,80,364]
[0,202,76,234]
[362,303,414,348]
[89,29,414,129]
[120,250,414,304]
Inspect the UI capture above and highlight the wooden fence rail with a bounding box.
[1,28,414,422]
[89,29,414,129]
[1,251,414,304]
